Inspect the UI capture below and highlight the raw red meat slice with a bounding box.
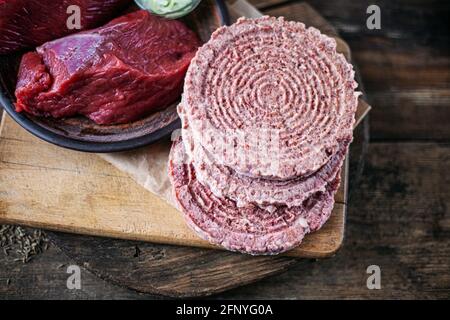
[182,16,360,180]
[15,10,201,125]
[0,0,130,54]
[169,138,340,255]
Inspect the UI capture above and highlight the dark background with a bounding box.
[1,0,449,299]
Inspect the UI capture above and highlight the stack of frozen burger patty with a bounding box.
[169,17,360,255]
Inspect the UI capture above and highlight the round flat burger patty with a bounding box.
[182,16,359,180]
[179,103,349,209]
[169,138,341,255]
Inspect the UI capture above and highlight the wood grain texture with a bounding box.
[263,1,338,36]
[2,142,448,299]
[302,0,450,141]
[0,243,154,300]
[247,0,289,10]
[216,142,450,299]
[48,233,297,298]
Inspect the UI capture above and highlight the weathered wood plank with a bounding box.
[247,0,290,10]
[264,1,338,36]
[48,233,296,298]
[2,142,448,299]
[0,243,153,300]
[303,0,450,140]
[215,142,450,299]
[255,0,449,140]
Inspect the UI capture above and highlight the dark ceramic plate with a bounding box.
[0,0,229,152]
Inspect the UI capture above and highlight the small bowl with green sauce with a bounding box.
[135,0,202,19]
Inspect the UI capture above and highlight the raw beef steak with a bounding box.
[0,0,130,54]
[15,10,200,124]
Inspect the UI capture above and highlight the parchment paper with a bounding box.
[99,1,368,208]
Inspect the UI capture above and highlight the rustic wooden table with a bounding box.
[1,0,449,299]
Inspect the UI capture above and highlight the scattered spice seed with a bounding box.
[0,225,49,264]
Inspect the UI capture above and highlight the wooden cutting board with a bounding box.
[0,113,348,258]
[0,3,369,260]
